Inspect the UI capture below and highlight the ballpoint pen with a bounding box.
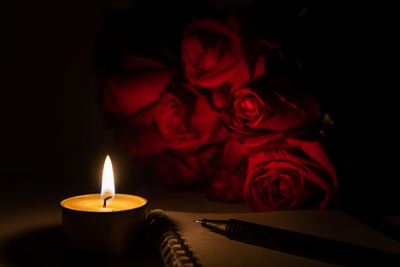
[194,218,400,266]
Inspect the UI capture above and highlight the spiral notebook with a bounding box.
[146,209,400,267]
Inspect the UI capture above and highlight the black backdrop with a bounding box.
[2,0,400,215]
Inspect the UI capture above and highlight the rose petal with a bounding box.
[106,64,175,116]
[182,17,250,88]
[154,153,202,190]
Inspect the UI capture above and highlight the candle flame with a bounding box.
[101,155,115,200]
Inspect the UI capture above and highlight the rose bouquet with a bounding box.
[101,16,338,211]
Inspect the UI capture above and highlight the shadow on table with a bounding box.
[2,225,163,266]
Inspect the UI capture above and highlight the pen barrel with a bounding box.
[226,219,400,266]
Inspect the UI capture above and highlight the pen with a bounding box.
[194,218,400,266]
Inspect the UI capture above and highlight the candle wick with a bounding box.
[103,196,112,208]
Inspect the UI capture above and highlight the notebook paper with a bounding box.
[164,210,400,267]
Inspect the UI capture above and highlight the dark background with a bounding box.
[2,0,400,216]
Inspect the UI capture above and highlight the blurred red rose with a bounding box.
[154,93,190,141]
[206,137,247,202]
[225,87,320,134]
[182,17,251,90]
[243,137,338,211]
[154,153,202,190]
[102,55,175,117]
[206,167,246,202]
[117,84,228,158]
[154,144,222,190]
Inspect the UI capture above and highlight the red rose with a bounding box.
[155,93,190,141]
[243,137,338,211]
[206,138,247,202]
[154,145,222,190]
[102,55,175,117]
[206,167,246,202]
[182,17,251,90]
[225,87,320,134]
[120,84,227,158]
[230,88,270,128]
[154,153,202,190]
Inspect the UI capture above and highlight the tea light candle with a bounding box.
[60,155,148,254]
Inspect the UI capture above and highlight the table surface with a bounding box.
[1,181,399,266]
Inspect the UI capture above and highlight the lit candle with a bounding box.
[60,155,148,254]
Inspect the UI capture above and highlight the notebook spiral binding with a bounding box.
[147,209,201,267]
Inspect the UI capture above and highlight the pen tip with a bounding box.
[193,219,202,224]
